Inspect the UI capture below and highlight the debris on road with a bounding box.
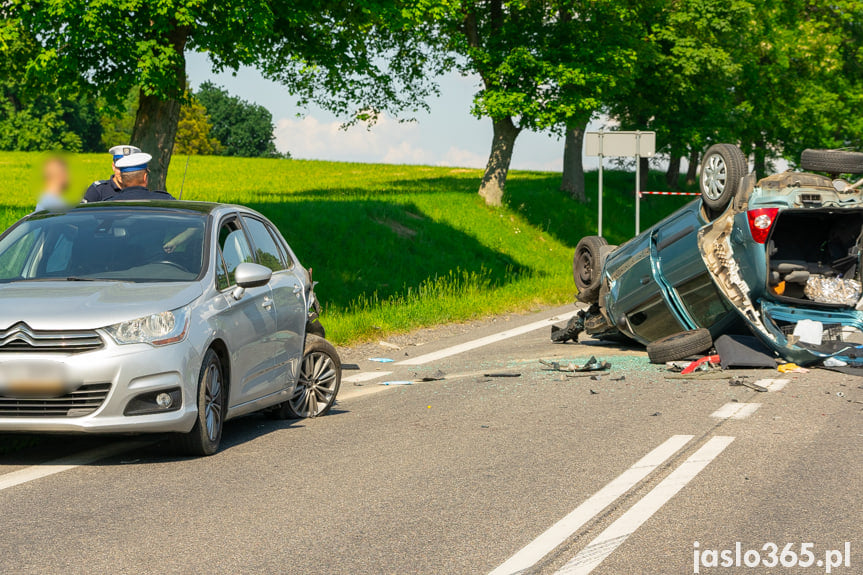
[550,313,584,343]
[540,356,610,372]
[380,380,413,386]
[823,357,848,367]
[484,372,521,378]
[665,361,692,372]
[778,363,809,374]
[378,341,402,350]
[714,335,777,369]
[680,355,721,375]
[610,375,626,381]
[342,363,361,371]
[730,377,768,392]
[589,389,599,395]
[419,370,446,381]
[368,357,395,363]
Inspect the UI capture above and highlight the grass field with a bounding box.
[0,151,693,344]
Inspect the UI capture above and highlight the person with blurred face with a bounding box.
[83,145,140,203]
[34,156,70,212]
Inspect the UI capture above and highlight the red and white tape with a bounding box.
[639,191,700,197]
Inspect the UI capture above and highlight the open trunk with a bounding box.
[767,209,863,307]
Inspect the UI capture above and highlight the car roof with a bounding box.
[35,200,256,218]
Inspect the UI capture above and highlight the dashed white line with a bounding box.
[0,441,149,492]
[342,371,391,384]
[711,402,761,420]
[397,310,579,366]
[757,378,789,392]
[554,436,735,575]
[489,435,694,575]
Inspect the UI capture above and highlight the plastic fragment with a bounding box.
[484,372,521,378]
[778,363,809,373]
[380,380,412,386]
[823,357,848,367]
[680,355,721,375]
[368,357,394,363]
[792,319,823,345]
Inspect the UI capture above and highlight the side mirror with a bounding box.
[232,262,272,300]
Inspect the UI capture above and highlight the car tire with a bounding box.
[267,335,341,420]
[573,236,608,303]
[700,144,747,215]
[306,319,326,339]
[646,329,713,364]
[173,349,225,456]
[800,148,863,175]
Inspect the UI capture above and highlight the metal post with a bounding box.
[635,131,641,236]
[598,131,604,237]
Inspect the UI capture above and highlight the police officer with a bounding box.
[83,145,141,203]
[104,153,175,201]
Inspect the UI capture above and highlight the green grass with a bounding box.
[0,152,693,344]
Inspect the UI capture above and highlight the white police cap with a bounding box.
[108,145,141,160]
[115,152,152,173]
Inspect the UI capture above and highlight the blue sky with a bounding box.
[186,52,608,171]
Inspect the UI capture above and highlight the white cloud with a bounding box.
[437,146,487,169]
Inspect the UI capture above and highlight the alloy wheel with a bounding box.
[203,363,223,442]
[701,153,727,201]
[289,351,338,418]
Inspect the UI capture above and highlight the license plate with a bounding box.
[0,361,67,397]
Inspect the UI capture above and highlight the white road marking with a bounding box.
[398,310,580,366]
[555,436,735,575]
[756,378,788,392]
[343,371,391,384]
[489,435,694,575]
[0,441,149,492]
[711,402,761,420]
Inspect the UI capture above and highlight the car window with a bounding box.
[0,225,40,278]
[626,295,683,341]
[675,273,733,327]
[241,216,286,272]
[218,219,254,285]
[215,246,231,291]
[266,223,293,269]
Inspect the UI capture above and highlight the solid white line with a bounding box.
[0,441,149,492]
[488,435,694,575]
[555,436,735,575]
[343,371,391,384]
[757,379,788,392]
[398,310,580,366]
[710,402,761,420]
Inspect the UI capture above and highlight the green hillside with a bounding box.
[0,152,692,344]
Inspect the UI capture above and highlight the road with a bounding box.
[0,304,861,575]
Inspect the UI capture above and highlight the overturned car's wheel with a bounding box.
[173,349,224,456]
[700,144,747,216]
[646,329,713,364]
[267,335,341,420]
[573,236,608,303]
[800,149,863,175]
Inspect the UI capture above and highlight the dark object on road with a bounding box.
[651,412,661,417]
[342,363,361,371]
[589,389,599,395]
[714,335,776,369]
[821,365,863,377]
[730,377,768,392]
[484,372,521,378]
[610,375,626,381]
[568,144,863,366]
[647,329,713,364]
[420,370,447,381]
[541,356,610,372]
[551,313,584,343]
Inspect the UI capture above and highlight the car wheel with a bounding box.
[573,236,608,303]
[174,349,224,456]
[646,329,713,364]
[268,335,341,420]
[700,144,747,215]
[800,148,863,175]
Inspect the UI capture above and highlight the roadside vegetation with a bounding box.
[0,152,691,344]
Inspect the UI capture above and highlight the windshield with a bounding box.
[0,209,208,283]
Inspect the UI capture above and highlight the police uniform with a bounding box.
[83,145,140,203]
[105,153,175,201]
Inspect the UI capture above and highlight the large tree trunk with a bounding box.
[665,155,681,189]
[478,117,520,206]
[561,121,587,202]
[130,27,188,191]
[685,151,700,186]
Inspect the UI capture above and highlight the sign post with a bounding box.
[585,130,655,237]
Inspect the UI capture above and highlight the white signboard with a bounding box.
[585,131,656,158]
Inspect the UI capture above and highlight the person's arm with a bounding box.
[163,228,198,253]
[82,182,101,203]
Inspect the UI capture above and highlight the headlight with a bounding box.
[106,306,191,346]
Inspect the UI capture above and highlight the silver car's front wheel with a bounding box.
[267,335,341,420]
[174,349,225,456]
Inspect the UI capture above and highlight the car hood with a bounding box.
[0,282,203,330]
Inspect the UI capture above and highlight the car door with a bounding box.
[214,216,280,406]
[241,214,306,386]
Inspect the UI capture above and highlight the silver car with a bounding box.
[0,201,340,455]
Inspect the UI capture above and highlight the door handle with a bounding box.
[292,284,303,296]
[262,296,273,310]
[640,275,652,285]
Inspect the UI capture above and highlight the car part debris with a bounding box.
[589,389,599,395]
[378,341,402,350]
[540,356,610,372]
[484,372,521,378]
[777,363,809,373]
[730,377,768,392]
[551,312,585,343]
[665,361,692,372]
[823,357,849,367]
[368,357,394,363]
[793,319,823,345]
[342,363,361,371]
[714,335,777,370]
[650,412,661,417]
[610,375,626,381]
[380,381,413,386]
[646,329,713,364]
[804,276,862,306]
[680,355,721,375]
[837,391,846,398]
[419,370,446,381]
[573,236,608,303]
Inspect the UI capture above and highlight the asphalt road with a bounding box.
[0,304,861,575]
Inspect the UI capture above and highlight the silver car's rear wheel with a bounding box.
[266,335,341,420]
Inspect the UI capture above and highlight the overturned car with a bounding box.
[564,144,863,365]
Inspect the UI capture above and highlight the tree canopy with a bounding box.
[195,83,278,158]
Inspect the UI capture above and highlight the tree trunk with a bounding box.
[665,155,681,189]
[478,117,520,206]
[685,151,700,186]
[639,156,649,191]
[130,27,188,191]
[753,140,766,178]
[561,121,587,202]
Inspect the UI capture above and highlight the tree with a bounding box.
[195,83,276,157]
[10,1,442,189]
[174,95,221,156]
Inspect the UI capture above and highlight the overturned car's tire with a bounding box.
[573,236,608,303]
[700,144,747,215]
[800,149,863,175]
[646,328,713,364]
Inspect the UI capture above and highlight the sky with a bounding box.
[186,52,610,172]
